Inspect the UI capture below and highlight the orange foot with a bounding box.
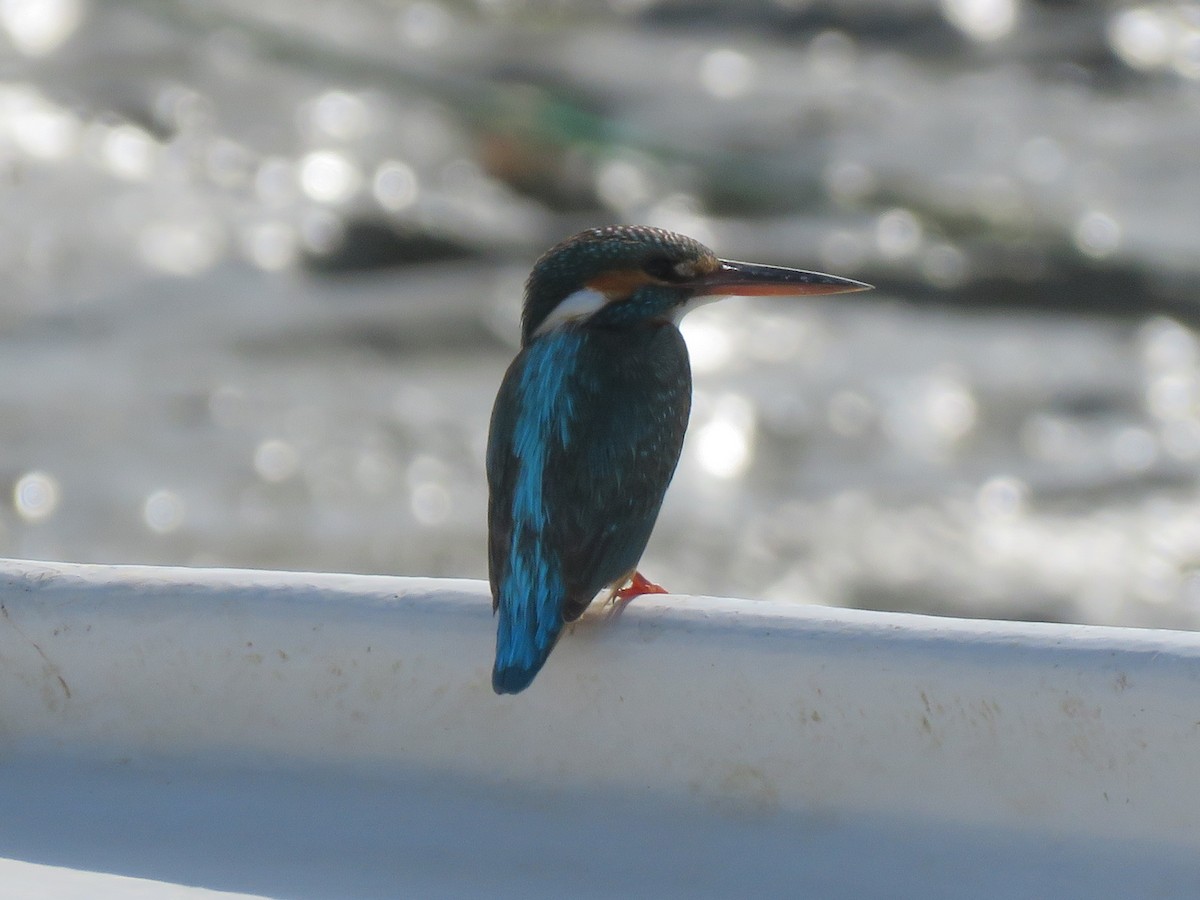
[606,570,668,620]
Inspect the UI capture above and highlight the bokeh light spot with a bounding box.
[1108,7,1172,71]
[926,376,978,442]
[101,124,158,181]
[920,243,968,289]
[1016,136,1066,184]
[1111,427,1158,473]
[695,394,756,480]
[1174,30,1200,79]
[254,439,301,483]
[699,48,756,99]
[374,160,419,211]
[0,0,84,57]
[595,157,652,211]
[680,312,734,374]
[412,482,451,525]
[942,0,1018,42]
[399,1,453,47]
[7,91,79,160]
[14,471,59,521]
[299,150,362,204]
[876,208,923,259]
[1073,210,1121,258]
[310,90,369,142]
[143,489,185,534]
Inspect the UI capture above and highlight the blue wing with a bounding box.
[487,325,690,694]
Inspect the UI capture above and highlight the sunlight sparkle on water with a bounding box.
[354,450,396,495]
[398,1,453,48]
[679,312,734,374]
[976,476,1028,521]
[1111,426,1158,474]
[875,208,923,260]
[143,489,185,534]
[99,123,158,181]
[255,439,301,483]
[941,0,1018,42]
[1176,30,1200,79]
[920,243,968,289]
[646,195,713,247]
[699,48,756,100]
[595,157,653,211]
[1139,316,1198,372]
[309,91,370,142]
[1073,210,1121,259]
[0,0,84,57]
[1139,318,1200,460]
[1108,5,1200,77]
[884,371,978,459]
[408,455,452,526]
[299,150,363,204]
[1110,7,1174,70]
[694,393,756,480]
[411,482,451,525]
[13,471,59,522]
[1016,136,1067,185]
[1146,372,1196,421]
[808,30,857,82]
[2,87,79,160]
[374,160,419,211]
[1162,419,1200,461]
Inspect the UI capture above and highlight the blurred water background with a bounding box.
[3,0,1200,628]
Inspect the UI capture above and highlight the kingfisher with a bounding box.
[488,225,871,694]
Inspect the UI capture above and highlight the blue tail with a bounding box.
[492,601,562,694]
[492,554,564,694]
[492,657,543,694]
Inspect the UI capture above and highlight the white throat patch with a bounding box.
[531,287,609,338]
[670,291,726,324]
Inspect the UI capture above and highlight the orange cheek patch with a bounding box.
[586,269,654,297]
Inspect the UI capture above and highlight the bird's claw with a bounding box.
[604,571,668,620]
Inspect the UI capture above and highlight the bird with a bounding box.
[487,225,871,694]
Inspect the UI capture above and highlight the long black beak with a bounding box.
[694,259,872,297]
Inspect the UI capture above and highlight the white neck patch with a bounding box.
[670,291,726,324]
[531,286,609,338]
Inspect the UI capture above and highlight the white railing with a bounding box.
[1,557,1198,897]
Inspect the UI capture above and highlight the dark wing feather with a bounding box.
[544,324,691,620]
[486,354,524,613]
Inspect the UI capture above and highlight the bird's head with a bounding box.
[520,224,871,345]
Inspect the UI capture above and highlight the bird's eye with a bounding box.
[642,257,692,283]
